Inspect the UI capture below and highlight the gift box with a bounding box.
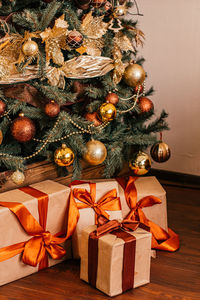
[69,181,122,258]
[0,180,72,286]
[117,176,168,231]
[80,221,152,297]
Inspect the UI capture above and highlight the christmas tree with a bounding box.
[0,0,169,184]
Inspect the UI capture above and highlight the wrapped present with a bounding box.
[69,181,122,258]
[80,216,152,297]
[0,180,72,286]
[87,177,179,252]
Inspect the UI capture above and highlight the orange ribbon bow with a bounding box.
[0,186,71,269]
[117,177,180,252]
[68,182,121,228]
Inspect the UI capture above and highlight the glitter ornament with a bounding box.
[11,170,25,185]
[22,39,38,56]
[11,113,36,143]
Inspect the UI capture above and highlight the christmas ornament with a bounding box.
[44,101,60,117]
[106,92,119,105]
[124,63,146,87]
[104,1,112,14]
[135,84,144,94]
[22,39,38,56]
[66,30,83,49]
[129,151,151,175]
[98,102,117,122]
[75,0,91,9]
[73,81,86,97]
[138,97,154,113]
[0,130,3,145]
[113,4,127,17]
[150,141,171,163]
[11,112,36,143]
[85,112,102,126]
[81,11,109,39]
[40,15,69,66]
[91,0,107,8]
[11,170,25,185]
[0,100,6,116]
[83,140,107,165]
[54,144,74,167]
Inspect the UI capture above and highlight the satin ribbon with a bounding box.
[68,182,121,226]
[0,186,71,269]
[117,177,179,252]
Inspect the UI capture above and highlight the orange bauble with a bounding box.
[11,113,36,143]
[106,92,119,105]
[0,100,6,116]
[44,101,60,118]
[85,112,102,127]
[138,97,154,113]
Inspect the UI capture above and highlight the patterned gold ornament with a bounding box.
[98,102,117,122]
[22,39,38,56]
[124,63,146,87]
[54,144,74,167]
[150,142,171,163]
[83,140,107,165]
[11,170,25,185]
[129,151,151,175]
[113,4,127,17]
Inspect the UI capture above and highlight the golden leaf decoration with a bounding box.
[83,38,104,56]
[81,11,109,39]
[40,15,70,65]
[112,45,125,85]
[123,25,145,47]
[114,32,134,52]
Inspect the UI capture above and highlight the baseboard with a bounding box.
[148,169,200,189]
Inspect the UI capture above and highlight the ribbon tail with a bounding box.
[46,244,66,260]
[23,236,45,267]
[152,228,180,252]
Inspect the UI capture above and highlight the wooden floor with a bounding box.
[0,184,200,300]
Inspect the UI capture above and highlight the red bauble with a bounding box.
[85,112,102,127]
[11,113,36,143]
[104,1,113,13]
[73,81,86,97]
[66,30,83,49]
[135,84,144,94]
[0,100,6,116]
[138,97,154,113]
[44,101,60,118]
[106,92,119,105]
[91,0,107,8]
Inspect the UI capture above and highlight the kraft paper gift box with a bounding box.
[70,181,122,258]
[117,176,168,231]
[80,223,152,297]
[0,180,72,286]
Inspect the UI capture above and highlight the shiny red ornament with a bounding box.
[135,84,144,94]
[138,97,154,113]
[104,1,112,13]
[106,92,119,105]
[0,100,6,116]
[44,101,60,118]
[85,112,102,127]
[66,30,83,49]
[91,0,107,8]
[11,113,36,143]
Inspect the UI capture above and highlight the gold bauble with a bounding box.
[150,142,171,163]
[54,144,74,167]
[22,39,39,56]
[113,5,127,17]
[124,63,146,87]
[129,151,151,175]
[98,103,117,122]
[83,140,107,165]
[11,170,25,185]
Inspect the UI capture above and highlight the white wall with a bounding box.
[131,0,200,175]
